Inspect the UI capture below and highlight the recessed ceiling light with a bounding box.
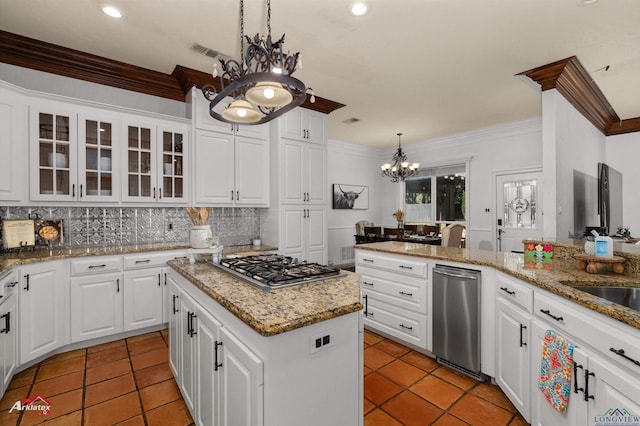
[102,5,122,18]
[350,2,368,16]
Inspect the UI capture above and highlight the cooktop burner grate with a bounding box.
[217,255,343,289]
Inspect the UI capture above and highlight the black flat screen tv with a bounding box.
[597,162,623,236]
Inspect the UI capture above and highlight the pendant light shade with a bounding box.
[220,99,262,123]
[245,82,294,108]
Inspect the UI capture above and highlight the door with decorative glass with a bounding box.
[123,122,156,202]
[495,171,543,252]
[77,115,118,201]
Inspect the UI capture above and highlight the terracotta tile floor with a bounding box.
[1,328,528,425]
[364,330,528,426]
[0,329,193,426]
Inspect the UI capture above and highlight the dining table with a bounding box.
[354,234,442,245]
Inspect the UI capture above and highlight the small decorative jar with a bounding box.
[190,225,212,248]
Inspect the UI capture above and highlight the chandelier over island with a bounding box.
[381,133,420,182]
[201,0,314,125]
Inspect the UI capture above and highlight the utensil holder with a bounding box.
[190,225,212,248]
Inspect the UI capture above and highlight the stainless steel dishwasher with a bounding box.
[432,264,483,379]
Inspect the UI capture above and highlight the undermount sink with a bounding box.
[570,285,640,312]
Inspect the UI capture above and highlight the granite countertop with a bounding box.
[356,242,640,330]
[168,259,362,337]
[0,243,278,276]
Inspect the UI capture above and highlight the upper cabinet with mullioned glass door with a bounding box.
[30,106,119,202]
[122,120,188,204]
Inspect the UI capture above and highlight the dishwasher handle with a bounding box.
[434,268,479,281]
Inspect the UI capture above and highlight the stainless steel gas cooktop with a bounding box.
[215,254,343,290]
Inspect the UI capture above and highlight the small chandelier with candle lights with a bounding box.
[381,133,420,182]
[201,0,314,125]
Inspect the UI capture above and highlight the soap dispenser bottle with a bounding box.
[595,235,614,258]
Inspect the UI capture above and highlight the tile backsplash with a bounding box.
[0,206,262,247]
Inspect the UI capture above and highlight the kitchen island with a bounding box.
[166,258,363,426]
[355,241,640,425]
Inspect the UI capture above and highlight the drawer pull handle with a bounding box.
[500,286,515,295]
[7,281,18,288]
[399,291,413,297]
[610,347,640,367]
[540,309,563,322]
[88,264,107,269]
[362,258,374,263]
[0,312,10,334]
[519,324,527,347]
[399,323,413,330]
[398,265,413,270]
[363,281,374,286]
[135,259,151,264]
[573,362,584,394]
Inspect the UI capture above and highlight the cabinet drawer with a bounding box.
[70,256,122,276]
[1,269,20,301]
[356,251,427,278]
[359,267,427,314]
[496,272,533,313]
[535,289,640,375]
[124,250,188,270]
[363,291,427,349]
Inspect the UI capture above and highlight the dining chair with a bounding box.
[403,224,418,234]
[383,228,404,240]
[441,224,464,247]
[422,225,441,236]
[363,226,382,242]
[355,220,374,236]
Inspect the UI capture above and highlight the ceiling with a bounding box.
[1,0,639,148]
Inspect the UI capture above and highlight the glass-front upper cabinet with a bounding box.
[30,107,77,200]
[124,123,156,202]
[77,115,118,201]
[159,127,186,202]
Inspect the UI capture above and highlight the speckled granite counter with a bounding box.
[168,259,362,337]
[0,243,277,275]
[356,242,640,330]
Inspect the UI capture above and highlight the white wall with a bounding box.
[327,118,543,263]
[326,140,384,265]
[606,132,640,236]
[542,90,606,239]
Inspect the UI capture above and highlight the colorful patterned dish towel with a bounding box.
[539,330,576,412]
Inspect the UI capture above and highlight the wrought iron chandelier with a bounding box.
[381,133,420,182]
[201,0,314,125]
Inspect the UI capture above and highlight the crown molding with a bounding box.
[516,56,640,136]
[0,30,345,114]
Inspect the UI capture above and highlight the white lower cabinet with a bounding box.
[0,285,18,397]
[356,250,429,350]
[495,297,531,422]
[123,268,164,331]
[70,272,123,342]
[19,261,68,364]
[168,275,263,426]
[280,206,327,264]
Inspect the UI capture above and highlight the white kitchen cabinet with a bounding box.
[167,274,181,378]
[280,138,326,205]
[495,297,531,421]
[29,104,78,201]
[356,250,429,350]
[77,113,119,201]
[193,129,269,207]
[123,268,164,331]
[70,272,123,342]
[0,83,27,202]
[279,107,325,144]
[195,303,222,426]
[19,261,68,364]
[122,119,189,204]
[280,206,327,264]
[178,288,199,414]
[0,270,19,398]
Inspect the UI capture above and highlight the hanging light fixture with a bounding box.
[380,133,420,182]
[201,0,314,125]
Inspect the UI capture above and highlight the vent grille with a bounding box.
[436,357,487,382]
[191,43,222,59]
[341,246,355,261]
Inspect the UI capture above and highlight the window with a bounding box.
[405,164,466,225]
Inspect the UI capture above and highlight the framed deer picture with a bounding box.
[332,184,369,209]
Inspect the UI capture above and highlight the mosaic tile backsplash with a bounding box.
[0,206,262,248]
